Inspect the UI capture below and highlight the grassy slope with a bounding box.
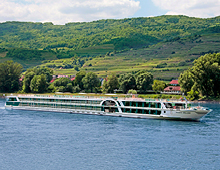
[1,33,219,79]
[62,33,220,79]
[0,50,58,69]
[0,44,114,71]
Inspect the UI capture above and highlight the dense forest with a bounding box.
[1,15,220,51]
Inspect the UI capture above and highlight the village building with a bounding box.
[163,80,181,94]
[50,74,76,83]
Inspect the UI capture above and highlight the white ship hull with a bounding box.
[5,103,211,121]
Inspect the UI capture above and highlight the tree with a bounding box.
[136,72,153,93]
[0,60,23,92]
[66,83,73,92]
[119,73,136,94]
[178,69,194,94]
[75,71,86,89]
[152,80,167,92]
[179,53,220,97]
[49,78,73,92]
[74,65,79,71]
[193,53,220,96]
[128,89,137,94]
[22,71,35,93]
[72,85,81,93]
[102,73,119,93]
[30,74,47,93]
[22,66,53,93]
[102,79,108,93]
[187,90,199,101]
[33,67,53,82]
[82,72,100,93]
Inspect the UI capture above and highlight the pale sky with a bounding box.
[0,0,220,25]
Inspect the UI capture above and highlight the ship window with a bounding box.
[8,97,17,101]
[158,103,161,108]
[102,100,117,106]
[124,101,130,106]
[143,110,150,114]
[124,108,131,113]
[137,102,143,107]
[165,103,173,108]
[145,102,149,107]
[131,109,137,113]
[150,102,156,108]
[137,109,142,113]
[151,110,156,114]
[175,103,185,109]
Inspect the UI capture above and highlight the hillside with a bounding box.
[1,15,220,79]
[51,33,220,80]
[1,15,220,50]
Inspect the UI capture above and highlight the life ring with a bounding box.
[173,106,176,109]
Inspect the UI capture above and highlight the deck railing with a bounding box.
[17,94,187,103]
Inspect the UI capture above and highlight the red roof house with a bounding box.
[164,86,181,94]
[169,80,179,86]
[50,78,56,83]
[162,79,181,94]
[164,86,181,92]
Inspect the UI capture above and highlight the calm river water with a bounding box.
[0,99,220,170]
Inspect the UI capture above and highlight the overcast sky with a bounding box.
[0,0,220,25]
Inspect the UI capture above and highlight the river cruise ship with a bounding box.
[5,94,212,121]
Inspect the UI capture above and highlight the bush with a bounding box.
[48,84,56,92]
[187,90,199,101]
[72,85,81,93]
[178,61,186,66]
[156,63,167,68]
[57,86,65,92]
[128,89,137,94]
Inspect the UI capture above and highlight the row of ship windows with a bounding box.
[122,101,161,108]
[19,103,103,111]
[19,103,161,115]
[19,98,100,104]
[19,99,161,109]
[122,108,161,115]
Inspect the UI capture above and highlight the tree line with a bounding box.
[0,60,161,94]
[1,52,220,100]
